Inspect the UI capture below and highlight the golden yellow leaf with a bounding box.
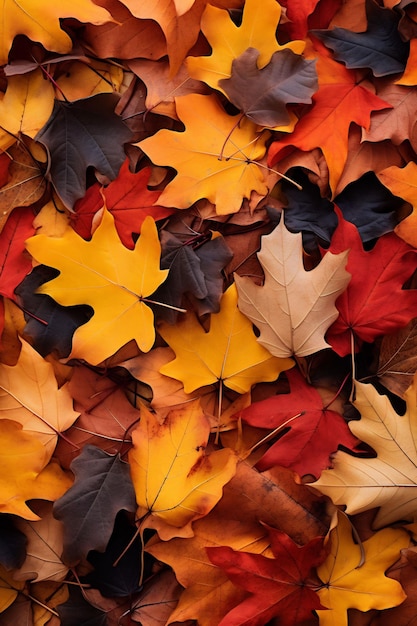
[312,375,417,528]
[138,93,270,215]
[0,563,25,613]
[32,199,71,238]
[0,70,54,148]
[25,209,168,364]
[0,0,114,65]
[158,283,294,394]
[0,419,73,520]
[128,400,237,537]
[0,338,79,460]
[55,59,124,101]
[377,162,417,247]
[186,0,304,93]
[316,511,408,626]
[235,217,351,357]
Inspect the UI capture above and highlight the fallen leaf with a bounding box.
[0,419,72,520]
[35,93,133,209]
[312,375,417,528]
[325,209,417,356]
[187,0,304,93]
[235,216,350,357]
[0,562,25,612]
[128,400,238,537]
[72,161,176,249]
[207,526,327,626]
[312,0,409,77]
[378,162,417,247]
[14,502,68,583]
[0,338,79,459]
[159,283,294,395]
[377,318,417,398]
[0,207,35,300]
[131,569,184,626]
[54,59,124,102]
[219,47,318,129]
[25,210,168,364]
[0,0,114,65]
[138,93,270,215]
[238,368,358,478]
[316,511,408,626]
[53,444,137,566]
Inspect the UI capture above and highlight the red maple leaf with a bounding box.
[72,160,176,248]
[207,525,327,626]
[326,208,417,356]
[236,368,358,478]
[0,207,35,300]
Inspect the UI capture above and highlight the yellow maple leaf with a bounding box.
[0,69,55,152]
[186,0,304,93]
[235,217,351,357]
[0,0,113,66]
[377,162,417,247]
[0,338,79,460]
[128,400,237,538]
[25,210,168,365]
[139,93,270,215]
[158,283,293,395]
[316,511,408,626]
[0,419,72,520]
[312,375,417,528]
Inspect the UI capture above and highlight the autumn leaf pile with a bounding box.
[3,0,417,624]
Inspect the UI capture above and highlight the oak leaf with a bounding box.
[207,527,327,626]
[128,400,237,538]
[312,375,417,528]
[219,47,318,129]
[186,0,304,93]
[138,93,270,215]
[234,217,350,358]
[0,419,73,520]
[316,511,408,626]
[35,93,133,209]
[158,283,294,394]
[25,210,168,365]
[0,338,80,460]
[53,445,137,566]
[325,210,417,356]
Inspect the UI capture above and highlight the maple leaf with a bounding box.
[378,161,417,247]
[158,283,293,395]
[72,161,176,249]
[207,526,327,626]
[0,69,54,148]
[0,419,73,520]
[25,209,169,365]
[238,368,358,478]
[128,400,237,538]
[53,445,137,566]
[0,207,35,301]
[0,1,114,65]
[0,338,80,460]
[325,209,417,356]
[234,216,350,358]
[0,562,25,612]
[377,318,417,398]
[35,94,133,209]
[0,139,47,231]
[312,0,410,77]
[268,40,391,194]
[312,375,417,528]
[316,511,408,626]
[138,93,270,215]
[186,0,305,93]
[219,48,318,129]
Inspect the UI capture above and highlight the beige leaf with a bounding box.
[235,217,350,357]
